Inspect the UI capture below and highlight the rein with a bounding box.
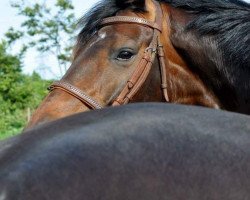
[48,1,169,109]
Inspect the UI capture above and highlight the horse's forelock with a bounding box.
[72,0,148,59]
[115,0,146,11]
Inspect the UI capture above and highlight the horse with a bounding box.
[1,103,250,200]
[27,0,250,128]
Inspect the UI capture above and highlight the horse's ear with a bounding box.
[116,0,146,11]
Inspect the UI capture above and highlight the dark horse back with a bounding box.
[1,103,250,200]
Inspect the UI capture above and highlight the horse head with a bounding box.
[27,0,250,128]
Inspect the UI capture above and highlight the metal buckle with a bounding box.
[144,47,157,53]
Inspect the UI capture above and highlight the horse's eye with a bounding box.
[116,51,134,61]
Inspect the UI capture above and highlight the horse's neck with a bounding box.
[160,4,221,108]
[166,5,250,114]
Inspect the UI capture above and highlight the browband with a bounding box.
[100,16,162,32]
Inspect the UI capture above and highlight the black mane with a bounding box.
[162,0,250,71]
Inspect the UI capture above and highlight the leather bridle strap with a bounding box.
[111,26,160,105]
[158,42,170,102]
[48,81,103,109]
[155,1,170,102]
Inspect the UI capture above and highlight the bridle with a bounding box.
[48,0,169,109]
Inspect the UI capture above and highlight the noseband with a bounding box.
[48,1,169,109]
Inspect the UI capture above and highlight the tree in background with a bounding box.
[0,41,51,139]
[0,0,77,139]
[5,0,77,77]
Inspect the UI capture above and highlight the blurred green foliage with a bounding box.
[0,42,52,140]
[1,0,77,139]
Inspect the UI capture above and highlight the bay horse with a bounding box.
[27,0,250,128]
[1,103,250,199]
